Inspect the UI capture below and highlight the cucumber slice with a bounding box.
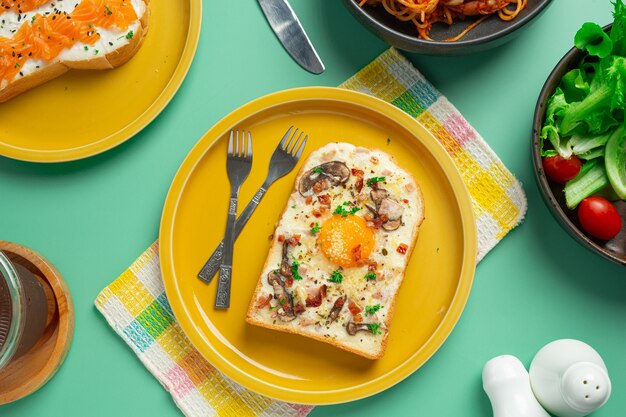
[564,159,610,208]
[605,127,626,199]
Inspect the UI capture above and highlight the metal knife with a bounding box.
[257,0,325,74]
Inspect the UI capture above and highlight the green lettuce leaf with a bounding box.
[575,22,613,58]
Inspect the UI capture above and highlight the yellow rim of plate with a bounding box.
[159,86,477,404]
[0,0,202,163]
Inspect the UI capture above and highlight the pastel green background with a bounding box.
[1,0,624,416]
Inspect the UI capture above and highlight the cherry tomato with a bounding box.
[577,197,622,240]
[542,154,582,184]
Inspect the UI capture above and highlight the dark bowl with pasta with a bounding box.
[342,0,552,54]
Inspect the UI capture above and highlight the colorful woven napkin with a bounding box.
[95,47,527,417]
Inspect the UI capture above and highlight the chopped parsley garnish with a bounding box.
[104,5,112,14]
[310,222,321,235]
[387,137,391,145]
[13,63,19,68]
[368,323,381,335]
[125,30,134,39]
[84,45,88,51]
[313,167,324,174]
[333,201,361,217]
[329,270,343,283]
[367,176,386,187]
[291,257,302,280]
[269,298,286,310]
[291,204,297,209]
[94,49,99,55]
[364,272,376,281]
[365,304,380,316]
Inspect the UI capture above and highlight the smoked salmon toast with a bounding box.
[0,0,149,102]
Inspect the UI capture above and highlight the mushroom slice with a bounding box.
[298,161,350,196]
[370,189,389,208]
[369,188,404,231]
[346,321,372,336]
[267,271,296,322]
[279,239,292,278]
[328,296,346,323]
[378,197,403,221]
[381,218,402,231]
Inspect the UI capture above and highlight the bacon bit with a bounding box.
[306,297,322,308]
[285,277,294,288]
[365,213,388,229]
[351,244,362,263]
[367,260,377,272]
[312,209,322,218]
[348,302,362,316]
[351,168,363,176]
[277,234,285,243]
[353,313,363,323]
[287,235,301,246]
[255,294,272,309]
[370,156,379,165]
[319,206,328,214]
[305,284,327,307]
[318,194,331,206]
[373,291,383,300]
[320,284,327,299]
[312,182,325,194]
[334,296,346,309]
[352,168,364,193]
[397,243,408,254]
[403,199,409,204]
[305,195,313,205]
[293,304,305,315]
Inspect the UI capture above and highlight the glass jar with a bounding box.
[0,250,49,370]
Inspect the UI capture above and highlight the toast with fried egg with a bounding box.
[0,0,149,102]
[246,142,424,359]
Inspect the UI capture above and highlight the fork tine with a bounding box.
[288,131,302,155]
[247,131,252,159]
[294,135,307,159]
[279,126,294,148]
[228,130,234,155]
[237,130,241,157]
[284,128,299,151]
[289,132,304,154]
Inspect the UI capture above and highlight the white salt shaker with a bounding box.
[529,339,611,417]
[483,355,551,417]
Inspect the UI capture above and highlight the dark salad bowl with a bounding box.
[342,0,552,55]
[532,24,626,267]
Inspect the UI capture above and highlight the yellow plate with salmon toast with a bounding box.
[160,87,477,404]
[0,0,201,162]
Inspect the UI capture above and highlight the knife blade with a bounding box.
[257,0,325,74]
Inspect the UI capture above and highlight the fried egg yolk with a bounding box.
[317,214,374,268]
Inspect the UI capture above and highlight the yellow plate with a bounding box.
[160,87,477,404]
[0,0,201,163]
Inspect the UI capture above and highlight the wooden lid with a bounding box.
[0,241,74,404]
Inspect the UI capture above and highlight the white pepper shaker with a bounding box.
[483,355,551,417]
[529,339,611,417]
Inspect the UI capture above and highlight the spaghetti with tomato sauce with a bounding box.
[357,0,527,41]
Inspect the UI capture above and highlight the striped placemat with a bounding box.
[95,47,527,417]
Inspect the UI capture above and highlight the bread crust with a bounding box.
[246,144,425,360]
[0,1,150,103]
